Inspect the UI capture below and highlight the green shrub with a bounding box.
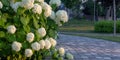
[0,0,73,59]
[94,20,120,33]
[116,21,120,32]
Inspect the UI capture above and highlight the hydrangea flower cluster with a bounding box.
[31,42,41,51]
[59,47,65,56]
[21,0,34,9]
[26,32,35,43]
[39,40,45,49]
[49,0,61,7]
[38,27,46,37]
[41,2,52,17]
[7,25,16,34]
[0,1,3,9]
[25,49,33,57]
[50,10,68,26]
[0,0,73,59]
[32,4,42,14]
[12,41,22,52]
[11,2,21,12]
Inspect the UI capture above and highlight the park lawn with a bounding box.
[60,19,120,42]
[60,19,94,32]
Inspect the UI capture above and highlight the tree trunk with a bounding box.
[105,6,112,20]
[111,6,114,20]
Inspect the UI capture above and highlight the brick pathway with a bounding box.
[57,34,120,60]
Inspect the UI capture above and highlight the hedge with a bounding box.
[94,20,120,33]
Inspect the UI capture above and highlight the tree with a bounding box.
[97,0,120,20]
[61,0,80,8]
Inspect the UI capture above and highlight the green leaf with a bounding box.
[18,54,22,59]
[13,15,20,24]
[51,4,57,11]
[58,57,63,60]
[35,30,40,41]
[20,16,30,26]
[33,16,39,29]
[0,43,11,56]
[0,18,5,27]
[48,29,57,38]
[0,31,5,38]
[0,42,5,49]
[1,0,9,6]
[2,13,9,18]
[52,51,59,59]
[16,31,26,42]
[38,55,42,60]
[23,25,30,33]
[7,56,11,60]
[4,23,11,29]
[17,7,26,15]
[0,14,7,27]
[22,42,29,49]
[6,34,16,42]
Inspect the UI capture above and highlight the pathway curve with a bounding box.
[57,34,120,60]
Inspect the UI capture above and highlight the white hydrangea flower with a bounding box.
[59,47,65,56]
[7,25,16,34]
[55,18,62,26]
[12,41,22,52]
[36,0,44,3]
[66,53,74,60]
[56,10,68,23]
[10,0,15,8]
[44,7,52,17]
[41,2,52,17]
[21,0,34,9]
[0,1,3,9]
[39,40,45,49]
[25,49,33,57]
[38,27,46,37]
[11,2,21,12]
[26,32,34,43]
[50,11,56,20]
[40,2,48,10]
[32,4,42,14]
[49,38,57,47]
[49,0,61,7]
[44,39,51,49]
[31,42,40,51]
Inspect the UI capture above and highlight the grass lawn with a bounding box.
[60,19,94,32]
[60,19,120,42]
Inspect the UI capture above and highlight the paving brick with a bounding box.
[57,34,120,60]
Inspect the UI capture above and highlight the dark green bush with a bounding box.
[95,20,120,33]
[116,21,120,32]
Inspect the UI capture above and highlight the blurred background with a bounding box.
[46,0,120,42]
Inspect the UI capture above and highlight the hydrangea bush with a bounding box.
[0,0,73,60]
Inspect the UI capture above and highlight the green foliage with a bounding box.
[20,16,30,26]
[116,21,120,32]
[95,20,120,33]
[0,0,71,59]
[17,7,26,15]
[47,19,58,38]
[61,0,80,8]
[0,31,5,37]
[1,0,10,6]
